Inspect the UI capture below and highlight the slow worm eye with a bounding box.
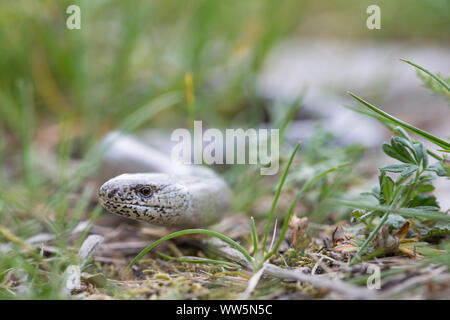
[139,187,153,197]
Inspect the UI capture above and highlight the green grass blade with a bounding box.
[261,141,302,253]
[299,163,351,195]
[400,59,450,92]
[344,105,396,130]
[345,105,444,161]
[157,252,240,269]
[264,163,350,261]
[250,217,258,255]
[119,91,182,133]
[125,229,253,274]
[348,92,450,150]
[278,92,305,143]
[350,211,389,265]
[18,81,36,189]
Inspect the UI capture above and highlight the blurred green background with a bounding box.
[0,0,449,299]
[1,0,449,140]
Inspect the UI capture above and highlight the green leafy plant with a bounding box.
[347,126,449,264]
[344,60,450,265]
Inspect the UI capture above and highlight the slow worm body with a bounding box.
[98,132,231,227]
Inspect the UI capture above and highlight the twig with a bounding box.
[379,265,448,299]
[309,252,347,266]
[204,238,377,299]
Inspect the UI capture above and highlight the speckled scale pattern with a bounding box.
[98,172,230,227]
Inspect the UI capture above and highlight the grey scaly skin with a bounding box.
[97,133,231,227]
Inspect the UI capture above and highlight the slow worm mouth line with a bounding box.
[101,199,173,211]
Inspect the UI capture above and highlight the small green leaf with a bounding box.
[422,223,450,240]
[381,164,414,173]
[381,175,394,203]
[416,184,435,193]
[400,164,418,178]
[427,162,447,177]
[391,138,416,164]
[418,173,435,184]
[408,195,440,209]
[395,136,415,153]
[382,143,411,164]
[413,142,428,168]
